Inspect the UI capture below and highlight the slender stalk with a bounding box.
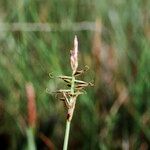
[63,120,71,150]
[26,127,36,150]
[63,75,75,150]
[71,76,75,92]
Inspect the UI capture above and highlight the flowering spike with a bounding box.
[70,35,78,74]
[26,82,37,128]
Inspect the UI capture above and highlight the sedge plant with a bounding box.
[50,36,93,150]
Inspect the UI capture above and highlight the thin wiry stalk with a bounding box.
[63,75,75,150]
[63,114,71,150]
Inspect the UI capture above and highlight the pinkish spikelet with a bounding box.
[70,35,78,74]
[26,82,37,128]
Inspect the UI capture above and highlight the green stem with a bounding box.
[63,75,75,150]
[63,120,71,150]
[26,127,36,150]
[71,76,75,94]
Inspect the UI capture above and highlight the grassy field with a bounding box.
[0,0,150,149]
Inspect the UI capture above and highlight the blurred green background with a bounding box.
[0,0,150,149]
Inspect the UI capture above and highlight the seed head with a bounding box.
[26,82,37,128]
[70,35,78,74]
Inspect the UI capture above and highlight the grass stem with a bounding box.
[63,120,71,150]
[63,75,75,150]
[26,127,36,150]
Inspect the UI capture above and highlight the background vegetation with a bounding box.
[0,0,150,149]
